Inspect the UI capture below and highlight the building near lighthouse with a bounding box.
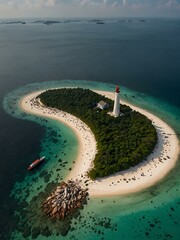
[97,100,109,110]
[112,86,120,117]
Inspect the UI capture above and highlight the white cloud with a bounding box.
[156,0,180,10]
[0,0,180,18]
[122,0,128,7]
[166,0,180,8]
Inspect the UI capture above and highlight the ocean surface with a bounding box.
[0,18,180,240]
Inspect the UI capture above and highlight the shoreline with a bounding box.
[20,89,180,197]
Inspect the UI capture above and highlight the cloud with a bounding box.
[24,0,57,8]
[164,0,180,9]
[76,0,180,10]
[0,0,180,9]
[0,0,180,17]
[0,0,65,9]
[122,0,128,6]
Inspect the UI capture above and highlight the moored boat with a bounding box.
[28,156,45,170]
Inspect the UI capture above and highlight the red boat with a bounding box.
[28,156,45,170]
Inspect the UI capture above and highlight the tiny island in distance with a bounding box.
[39,87,157,180]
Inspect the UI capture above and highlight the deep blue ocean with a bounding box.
[0,18,180,240]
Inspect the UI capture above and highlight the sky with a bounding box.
[0,0,180,18]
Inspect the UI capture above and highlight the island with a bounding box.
[39,88,157,179]
[20,87,179,198]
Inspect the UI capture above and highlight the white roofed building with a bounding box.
[97,100,109,110]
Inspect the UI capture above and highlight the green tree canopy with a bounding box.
[39,88,157,180]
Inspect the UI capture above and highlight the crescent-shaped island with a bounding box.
[20,87,179,199]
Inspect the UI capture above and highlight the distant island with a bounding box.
[0,19,148,25]
[96,21,105,24]
[38,88,157,179]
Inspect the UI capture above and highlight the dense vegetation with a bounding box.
[39,88,157,180]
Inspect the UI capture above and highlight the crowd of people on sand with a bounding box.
[22,91,179,196]
[27,96,97,184]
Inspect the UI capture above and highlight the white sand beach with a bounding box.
[20,89,180,197]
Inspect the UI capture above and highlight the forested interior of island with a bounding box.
[39,88,157,179]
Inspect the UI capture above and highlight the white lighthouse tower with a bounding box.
[113,86,120,117]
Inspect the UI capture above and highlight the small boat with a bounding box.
[28,156,45,170]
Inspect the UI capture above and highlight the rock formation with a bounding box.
[42,180,88,220]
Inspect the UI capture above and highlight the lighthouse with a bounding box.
[113,86,120,117]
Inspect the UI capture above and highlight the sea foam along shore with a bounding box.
[20,89,180,197]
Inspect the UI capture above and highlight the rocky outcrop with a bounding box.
[42,180,88,220]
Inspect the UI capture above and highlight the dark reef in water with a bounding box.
[5,181,110,239]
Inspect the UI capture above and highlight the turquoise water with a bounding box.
[10,118,78,203]
[3,80,180,240]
